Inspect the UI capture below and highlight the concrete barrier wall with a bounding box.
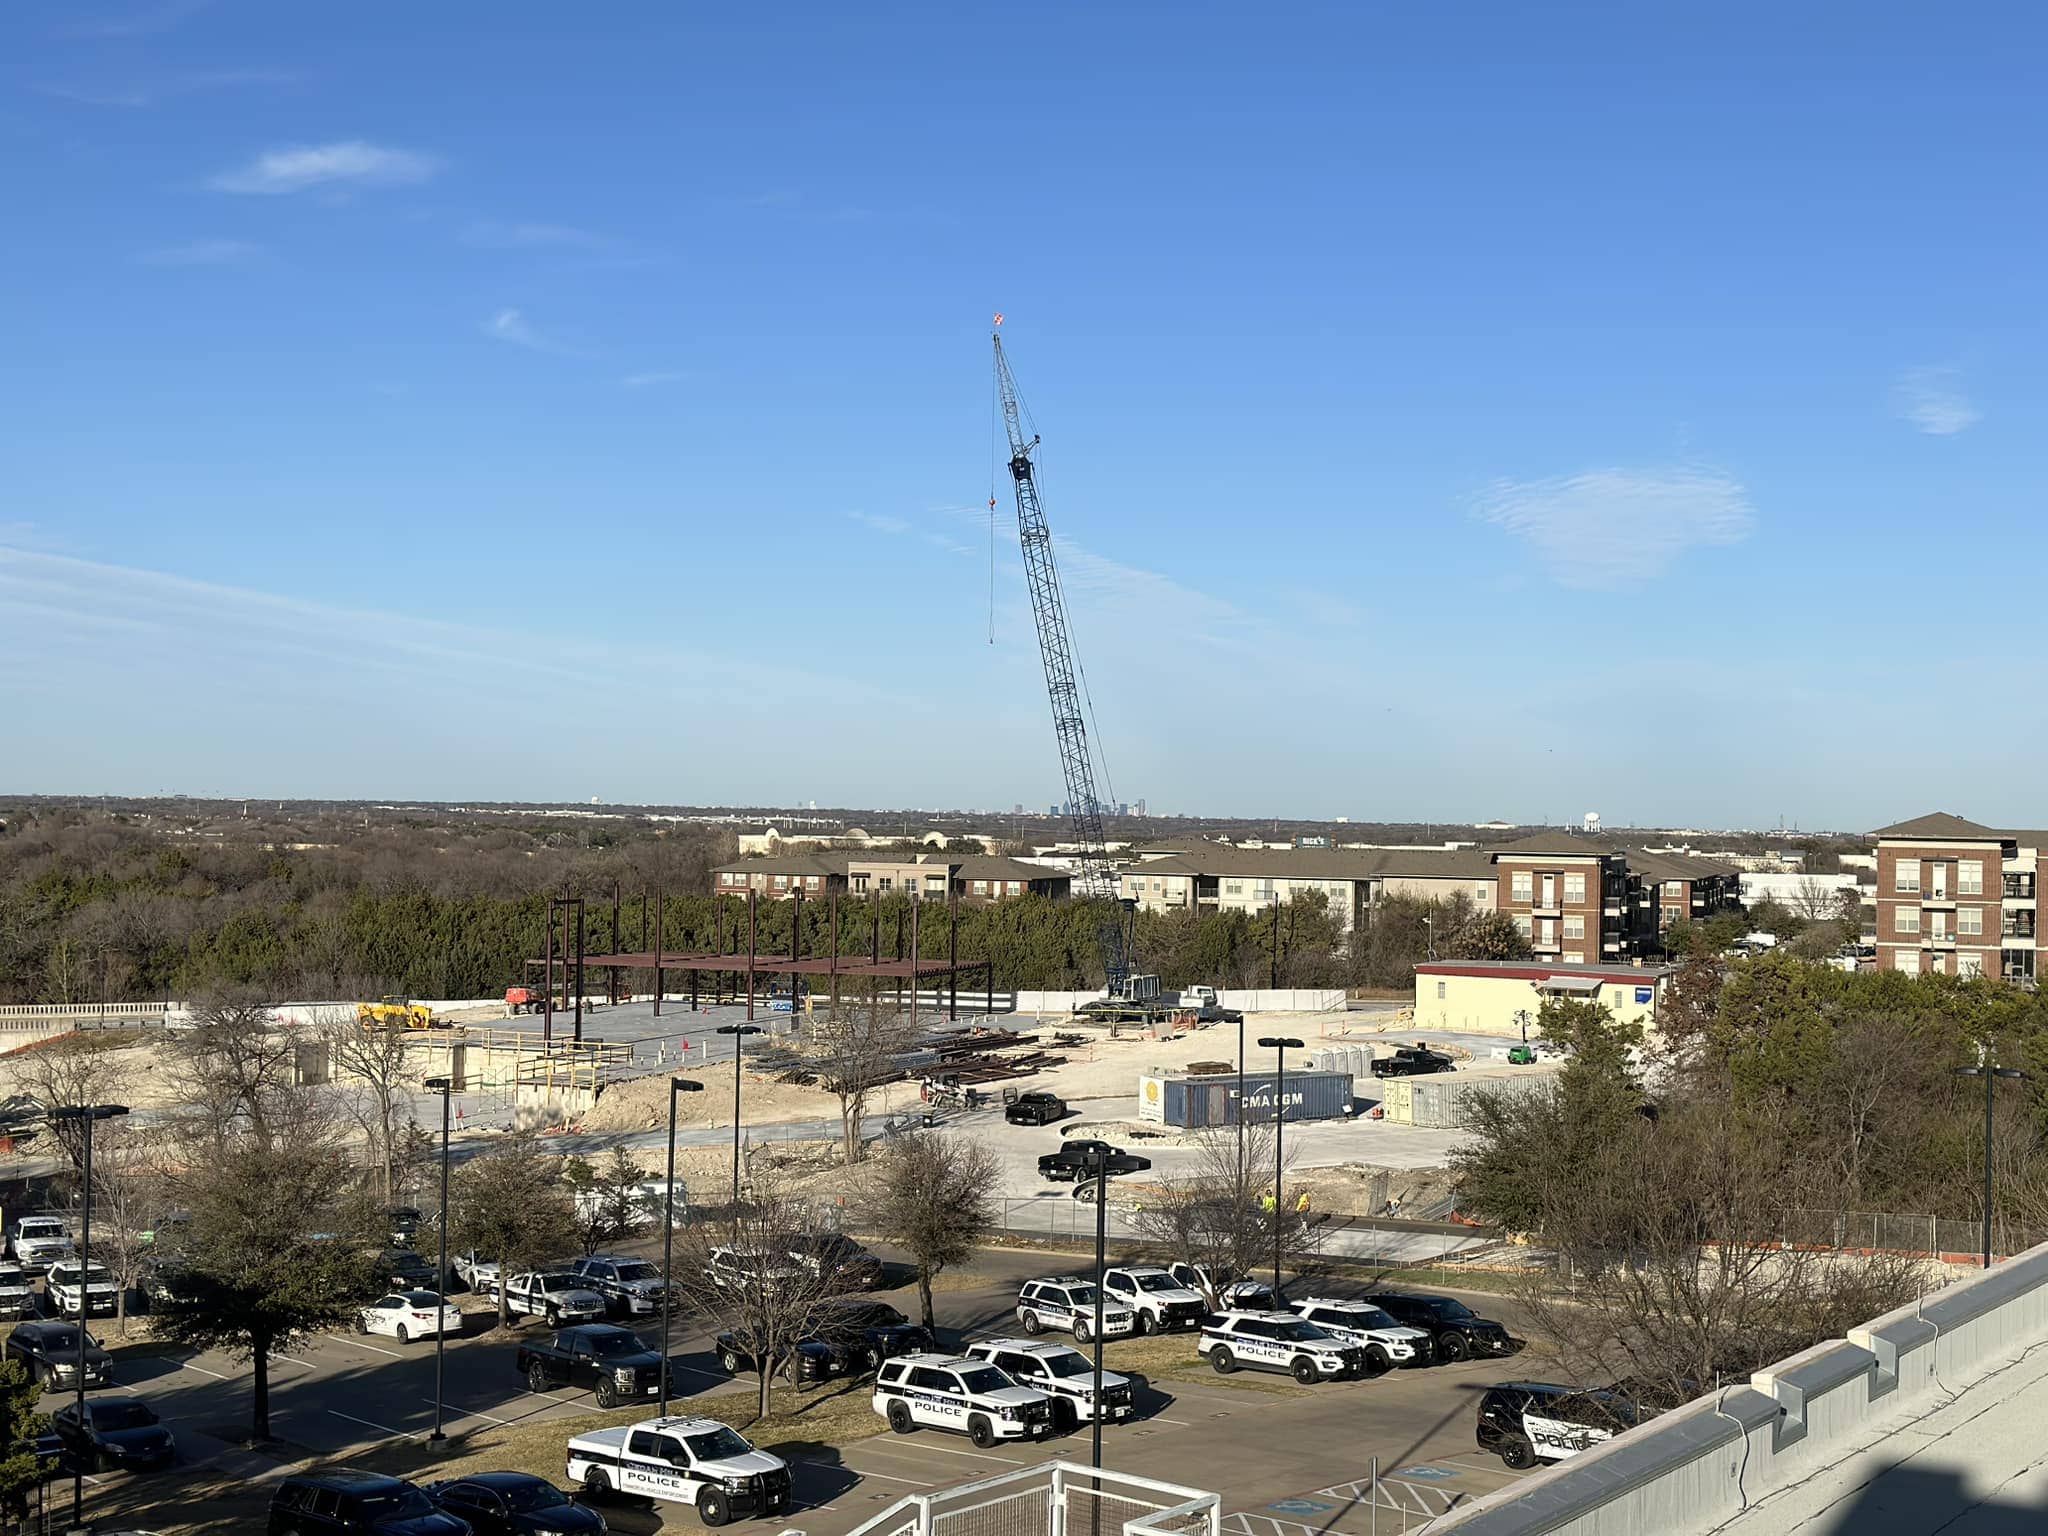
[1431,1237,2048,1536]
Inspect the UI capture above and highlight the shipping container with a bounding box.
[1137,1069,1353,1128]
[1380,1068,1554,1128]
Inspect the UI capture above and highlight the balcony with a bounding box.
[1921,893,1957,909]
[1927,932,1957,948]
[2005,913,2037,940]
[2005,874,2036,902]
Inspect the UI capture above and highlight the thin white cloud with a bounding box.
[464,220,610,250]
[140,238,262,266]
[1475,466,1756,589]
[484,309,542,349]
[621,370,688,388]
[39,68,295,109]
[57,0,212,39]
[211,140,438,196]
[848,511,910,535]
[1894,365,1981,436]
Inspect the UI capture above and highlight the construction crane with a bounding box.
[992,324,1134,988]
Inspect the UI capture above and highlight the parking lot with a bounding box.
[57,1242,1537,1534]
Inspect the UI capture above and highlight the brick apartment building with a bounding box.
[1488,831,1633,963]
[714,854,845,901]
[1871,813,2041,982]
[1627,848,1746,936]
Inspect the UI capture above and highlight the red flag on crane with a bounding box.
[992,312,1004,326]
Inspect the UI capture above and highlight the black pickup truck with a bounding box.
[1370,1046,1457,1078]
[513,1325,670,1407]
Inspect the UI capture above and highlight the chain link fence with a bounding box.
[1780,1207,2037,1260]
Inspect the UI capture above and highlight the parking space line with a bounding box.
[428,1398,519,1429]
[329,1409,414,1441]
[1146,1416,1192,1426]
[179,1361,230,1380]
[902,1443,1028,1466]
[819,1461,931,1487]
[327,1334,404,1359]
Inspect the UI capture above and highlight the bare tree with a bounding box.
[671,1180,859,1419]
[13,1032,135,1175]
[863,1129,1000,1329]
[1128,1122,1308,1305]
[163,995,310,1153]
[75,1123,170,1338]
[802,990,918,1165]
[324,1020,421,1202]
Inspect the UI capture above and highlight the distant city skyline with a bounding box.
[4,4,2042,828]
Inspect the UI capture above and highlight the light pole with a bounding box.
[422,1077,453,1442]
[48,1102,128,1527]
[660,1076,706,1416]
[1080,1148,1148,1482]
[1954,1048,2030,1269]
[1257,1037,1303,1298]
[715,1025,762,1219]
[1422,917,1434,963]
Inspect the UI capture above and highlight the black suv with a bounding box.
[1476,1381,1641,1469]
[5,1321,111,1388]
[1005,1091,1068,1126]
[270,1470,470,1535]
[1370,1046,1456,1077]
[716,1324,854,1385]
[1362,1292,1519,1361]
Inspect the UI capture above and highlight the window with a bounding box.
[877,877,892,891]
[1564,951,1584,964]
[1959,953,1983,978]
[1436,981,1446,1000]
[1224,881,1243,896]
[1476,883,1491,900]
[1896,949,1920,974]
[1563,916,1585,940]
[1959,861,1983,895]
[1930,912,1950,940]
[1895,859,1920,893]
[1511,872,1533,902]
[1564,874,1586,903]
[1664,880,1683,896]
[1538,919,1556,945]
[972,880,988,895]
[1514,915,1533,938]
[1959,907,1983,936]
[1895,907,1920,934]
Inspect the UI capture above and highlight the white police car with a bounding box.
[965,1338,1138,1429]
[565,1415,791,1525]
[1289,1297,1435,1370]
[1017,1276,1135,1342]
[1197,1310,1371,1383]
[871,1352,1056,1447]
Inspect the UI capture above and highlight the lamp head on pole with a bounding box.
[47,1104,129,1123]
[422,1077,452,1093]
[670,1077,705,1095]
[717,1024,763,1039]
[1257,1036,1305,1050]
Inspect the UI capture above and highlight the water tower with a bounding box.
[1583,811,1602,834]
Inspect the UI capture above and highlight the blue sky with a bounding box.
[3,2,2042,829]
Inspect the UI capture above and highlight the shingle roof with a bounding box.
[715,853,844,877]
[1489,831,1621,857]
[1870,812,2006,841]
[1624,848,1738,881]
[955,855,1070,884]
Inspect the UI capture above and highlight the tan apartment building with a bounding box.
[714,854,846,900]
[717,854,1069,905]
[1118,846,1496,936]
[1871,813,2041,982]
[1489,831,1632,963]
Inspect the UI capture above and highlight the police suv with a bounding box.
[1016,1276,1135,1341]
[1100,1266,1207,1333]
[965,1339,1137,1429]
[565,1415,791,1525]
[1288,1297,1435,1370]
[1197,1309,1371,1383]
[871,1352,1056,1447]
[1475,1382,1642,1469]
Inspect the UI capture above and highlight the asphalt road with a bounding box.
[64,1242,1539,1534]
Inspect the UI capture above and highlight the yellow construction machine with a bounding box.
[357,995,435,1031]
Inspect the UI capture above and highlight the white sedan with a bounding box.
[358,1290,461,1343]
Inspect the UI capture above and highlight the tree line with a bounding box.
[2,803,1524,1001]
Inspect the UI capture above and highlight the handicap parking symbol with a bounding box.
[1268,1500,1335,1515]
[1395,1466,1459,1482]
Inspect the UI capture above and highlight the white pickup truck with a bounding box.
[498,1271,605,1327]
[566,1416,792,1526]
[6,1217,73,1274]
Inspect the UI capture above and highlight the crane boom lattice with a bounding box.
[993,333,1117,918]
